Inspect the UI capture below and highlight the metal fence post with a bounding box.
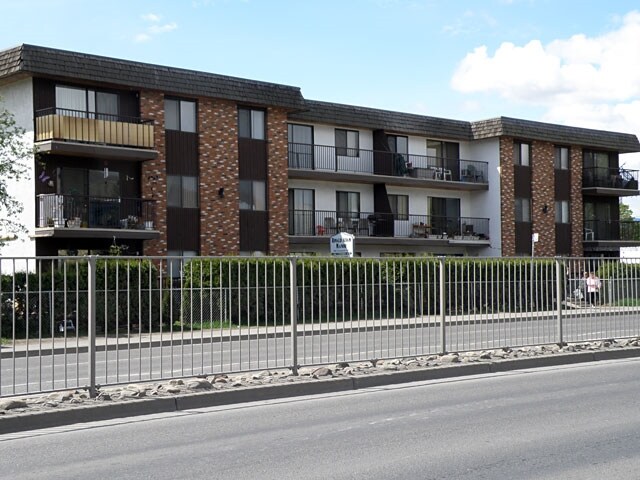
[439,256,446,354]
[556,258,564,345]
[289,257,299,375]
[87,255,97,398]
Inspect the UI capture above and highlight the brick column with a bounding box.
[198,98,240,256]
[531,140,556,256]
[140,90,167,256]
[500,137,516,256]
[570,146,584,256]
[267,107,289,256]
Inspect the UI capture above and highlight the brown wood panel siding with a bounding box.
[118,91,139,118]
[555,169,570,200]
[165,130,199,175]
[33,77,55,111]
[514,165,532,197]
[240,210,268,252]
[515,222,532,255]
[555,224,571,254]
[373,130,393,176]
[238,138,267,179]
[167,207,200,251]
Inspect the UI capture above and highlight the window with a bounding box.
[555,146,569,170]
[167,175,199,208]
[336,191,360,219]
[515,198,531,222]
[388,194,409,221]
[238,108,265,140]
[514,142,530,166]
[239,180,266,210]
[426,140,444,160]
[288,124,313,168]
[165,98,196,132]
[55,85,118,119]
[387,135,408,155]
[555,200,570,224]
[167,250,198,278]
[335,129,359,157]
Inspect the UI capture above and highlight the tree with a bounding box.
[0,97,33,245]
[620,203,635,222]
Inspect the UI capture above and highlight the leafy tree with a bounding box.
[0,97,33,245]
[620,203,634,222]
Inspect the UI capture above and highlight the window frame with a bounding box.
[515,197,531,223]
[238,107,266,140]
[388,194,409,221]
[239,180,267,211]
[167,175,199,208]
[514,141,531,167]
[555,200,570,224]
[335,128,360,157]
[55,84,120,119]
[165,97,197,133]
[554,146,570,170]
[336,191,360,219]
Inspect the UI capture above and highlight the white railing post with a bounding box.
[289,257,299,375]
[87,255,97,398]
[439,256,446,354]
[556,258,564,344]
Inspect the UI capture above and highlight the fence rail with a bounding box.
[2,255,640,397]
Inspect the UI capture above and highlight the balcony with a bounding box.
[288,143,488,191]
[34,108,157,161]
[583,220,640,247]
[582,167,639,197]
[34,194,159,240]
[289,209,489,246]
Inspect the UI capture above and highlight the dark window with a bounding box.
[239,180,266,210]
[388,194,409,220]
[555,200,570,224]
[336,191,360,219]
[165,98,196,132]
[55,85,118,119]
[554,146,569,170]
[238,108,265,140]
[167,175,199,208]
[515,197,531,222]
[166,250,198,278]
[335,129,359,157]
[387,135,408,155]
[514,142,530,166]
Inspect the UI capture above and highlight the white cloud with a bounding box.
[134,13,177,43]
[141,13,161,22]
[451,10,640,129]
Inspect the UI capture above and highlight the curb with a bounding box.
[2,348,639,435]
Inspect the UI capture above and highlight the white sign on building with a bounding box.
[330,232,355,257]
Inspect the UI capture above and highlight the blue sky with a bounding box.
[3,0,640,205]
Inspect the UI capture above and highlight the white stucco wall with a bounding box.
[0,78,35,258]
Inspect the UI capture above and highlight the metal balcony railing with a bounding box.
[289,209,489,240]
[582,167,639,190]
[37,194,156,230]
[584,220,640,241]
[35,107,155,149]
[288,143,488,184]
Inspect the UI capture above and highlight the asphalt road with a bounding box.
[2,311,640,394]
[2,359,640,479]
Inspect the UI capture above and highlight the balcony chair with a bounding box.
[358,218,369,236]
[324,217,337,235]
[584,229,595,241]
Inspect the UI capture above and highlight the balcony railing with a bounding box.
[289,209,489,240]
[35,107,155,149]
[582,167,639,190]
[288,143,488,184]
[584,220,640,242]
[37,194,156,230]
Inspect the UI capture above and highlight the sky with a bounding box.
[3,0,640,209]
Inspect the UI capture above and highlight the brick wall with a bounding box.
[570,146,584,256]
[500,137,516,256]
[267,107,289,256]
[530,140,556,256]
[139,90,167,256]
[198,98,240,256]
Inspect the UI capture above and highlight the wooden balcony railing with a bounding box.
[35,108,154,149]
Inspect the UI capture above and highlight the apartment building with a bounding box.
[0,44,638,259]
